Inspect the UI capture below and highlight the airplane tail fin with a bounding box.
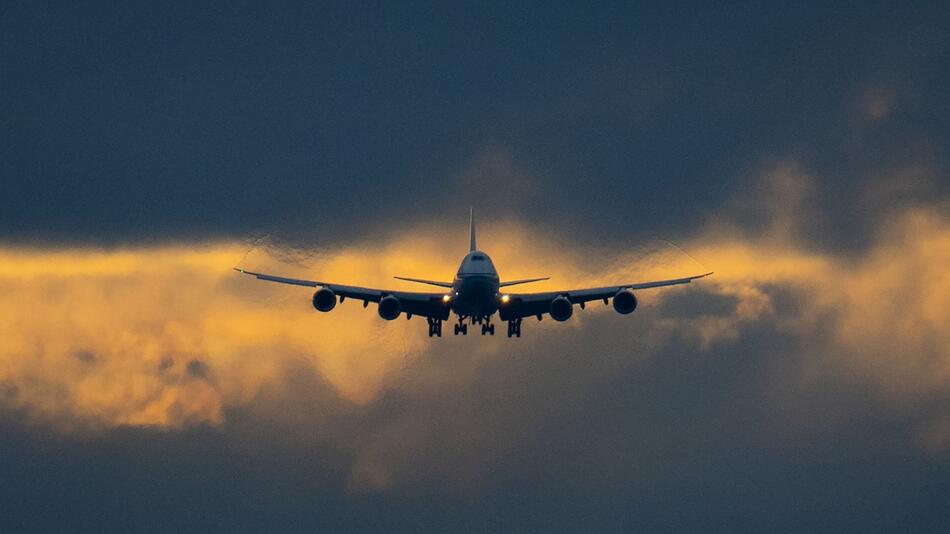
[469,207,477,252]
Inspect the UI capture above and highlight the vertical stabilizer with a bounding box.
[469,207,477,252]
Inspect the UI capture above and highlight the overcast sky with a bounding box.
[1,2,949,532]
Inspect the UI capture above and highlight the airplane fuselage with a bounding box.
[450,250,500,319]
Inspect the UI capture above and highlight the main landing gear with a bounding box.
[447,315,504,336]
[454,315,468,335]
[507,318,522,338]
[452,315,496,335]
[471,315,495,335]
[427,317,443,337]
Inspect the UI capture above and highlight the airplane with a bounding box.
[234,210,712,338]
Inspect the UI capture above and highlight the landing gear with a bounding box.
[507,318,522,338]
[427,317,442,337]
[450,315,497,336]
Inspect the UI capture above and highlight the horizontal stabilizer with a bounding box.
[499,277,550,287]
[394,276,454,288]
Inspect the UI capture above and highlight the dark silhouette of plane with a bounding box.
[235,210,711,337]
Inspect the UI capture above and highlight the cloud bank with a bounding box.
[2,166,947,496]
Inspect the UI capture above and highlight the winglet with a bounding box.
[469,207,477,252]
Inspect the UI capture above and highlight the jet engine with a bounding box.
[612,289,637,314]
[312,288,337,312]
[378,295,401,320]
[550,296,573,322]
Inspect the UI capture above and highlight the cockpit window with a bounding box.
[472,255,485,260]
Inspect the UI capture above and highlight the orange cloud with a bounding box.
[0,202,948,471]
[0,228,700,430]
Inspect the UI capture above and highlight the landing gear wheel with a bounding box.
[481,323,495,336]
[454,323,468,336]
[507,318,522,338]
[427,318,442,337]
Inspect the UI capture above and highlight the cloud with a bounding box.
[0,164,946,531]
[0,222,701,429]
[1,167,948,475]
[2,3,947,529]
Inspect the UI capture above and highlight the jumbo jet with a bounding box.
[235,210,712,337]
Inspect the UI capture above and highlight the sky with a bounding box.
[1,1,949,532]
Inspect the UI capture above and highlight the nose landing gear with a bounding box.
[454,318,468,335]
[507,318,522,338]
[481,322,495,336]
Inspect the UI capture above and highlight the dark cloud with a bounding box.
[656,286,738,318]
[1,2,947,250]
[2,312,950,532]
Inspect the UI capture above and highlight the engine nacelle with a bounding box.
[312,288,337,312]
[378,295,401,320]
[550,296,573,322]
[612,289,637,314]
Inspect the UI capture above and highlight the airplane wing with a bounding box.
[234,268,451,320]
[392,276,454,288]
[498,277,550,287]
[497,272,713,321]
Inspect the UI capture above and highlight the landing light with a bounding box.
[500,294,511,304]
[442,294,452,303]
